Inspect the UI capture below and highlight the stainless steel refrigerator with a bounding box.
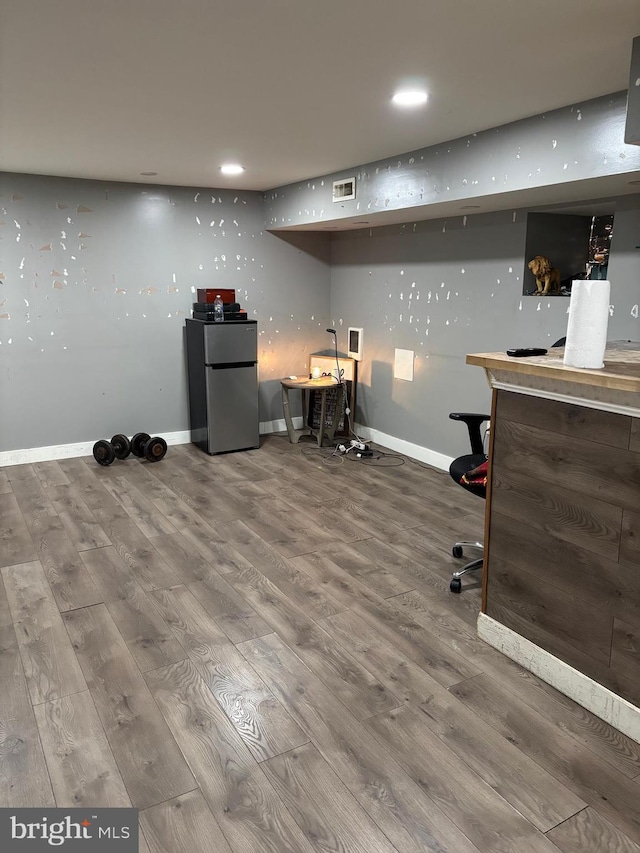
[185,319,259,454]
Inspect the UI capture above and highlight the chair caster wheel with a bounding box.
[450,578,462,593]
[452,545,463,558]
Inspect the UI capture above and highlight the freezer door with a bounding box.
[205,364,259,453]
[203,322,257,365]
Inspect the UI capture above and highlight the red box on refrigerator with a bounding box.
[197,288,236,304]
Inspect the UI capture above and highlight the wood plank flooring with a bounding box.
[2,436,640,852]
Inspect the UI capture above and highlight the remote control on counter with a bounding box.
[506,347,548,358]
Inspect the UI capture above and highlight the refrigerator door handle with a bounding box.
[206,361,256,369]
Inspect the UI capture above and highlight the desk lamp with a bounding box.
[326,328,343,384]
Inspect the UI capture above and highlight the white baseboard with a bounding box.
[0,419,442,468]
[263,419,449,472]
[0,420,308,467]
[0,430,193,467]
[261,419,449,471]
[259,416,304,435]
[477,613,640,745]
[354,423,453,472]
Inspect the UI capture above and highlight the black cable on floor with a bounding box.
[300,441,441,470]
[343,450,405,467]
[299,445,345,465]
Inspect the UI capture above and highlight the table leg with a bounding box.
[281,384,297,444]
[302,389,308,434]
[318,389,327,447]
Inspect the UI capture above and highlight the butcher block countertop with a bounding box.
[467,341,640,395]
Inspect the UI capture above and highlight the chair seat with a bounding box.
[449,453,487,499]
[447,412,490,592]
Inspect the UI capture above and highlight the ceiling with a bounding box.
[2,0,640,192]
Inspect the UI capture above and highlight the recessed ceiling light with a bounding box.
[392,90,428,107]
[220,164,245,176]
[139,171,157,176]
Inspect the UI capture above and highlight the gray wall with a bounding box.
[0,173,331,452]
[625,36,640,144]
[3,90,640,460]
[605,195,640,339]
[329,199,640,459]
[265,92,640,229]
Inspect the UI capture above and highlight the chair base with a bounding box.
[452,540,482,558]
[450,542,483,593]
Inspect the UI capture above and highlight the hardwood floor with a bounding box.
[2,435,640,853]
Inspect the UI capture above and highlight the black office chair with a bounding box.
[448,412,490,593]
[448,341,564,592]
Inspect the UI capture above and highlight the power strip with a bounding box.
[336,440,372,457]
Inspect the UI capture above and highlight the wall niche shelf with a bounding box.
[522,211,614,297]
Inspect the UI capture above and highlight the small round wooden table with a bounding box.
[280,376,345,447]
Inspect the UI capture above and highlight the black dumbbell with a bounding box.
[93,439,115,466]
[131,432,150,457]
[144,436,168,462]
[111,433,131,459]
[131,432,168,463]
[92,434,132,466]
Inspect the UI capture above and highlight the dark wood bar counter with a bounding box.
[469,342,640,743]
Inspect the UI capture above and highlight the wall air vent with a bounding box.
[332,177,356,202]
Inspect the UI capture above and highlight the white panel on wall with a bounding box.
[394,348,414,381]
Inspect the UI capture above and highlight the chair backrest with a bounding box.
[449,412,490,455]
[448,411,491,499]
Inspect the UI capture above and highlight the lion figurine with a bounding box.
[528,256,561,296]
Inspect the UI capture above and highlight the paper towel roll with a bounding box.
[563,280,610,369]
